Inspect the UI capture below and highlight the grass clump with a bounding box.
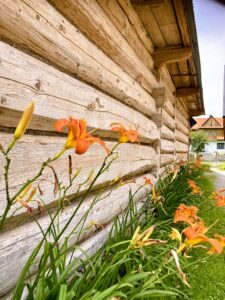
[13,159,225,300]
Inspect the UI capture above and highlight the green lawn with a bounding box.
[187,175,225,300]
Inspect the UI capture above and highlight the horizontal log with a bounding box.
[0,174,156,296]
[160,153,174,167]
[175,129,189,144]
[117,0,154,53]
[51,0,157,94]
[175,111,189,129]
[0,133,157,220]
[175,117,189,135]
[175,141,189,153]
[153,47,192,68]
[175,87,200,98]
[164,98,175,117]
[162,109,175,130]
[0,42,159,144]
[161,125,174,141]
[161,139,175,153]
[176,99,189,118]
[159,66,176,96]
[0,0,156,117]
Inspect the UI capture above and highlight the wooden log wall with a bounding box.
[0,0,192,296]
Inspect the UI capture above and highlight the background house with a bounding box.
[192,115,225,152]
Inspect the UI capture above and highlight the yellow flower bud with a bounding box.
[14,101,34,140]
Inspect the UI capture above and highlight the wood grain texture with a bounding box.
[175,117,189,135]
[161,138,175,153]
[96,0,153,68]
[175,129,189,144]
[175,140,188,153]
[0,133,157,219]
[161,124,174,141]
[162,109,175,130]
[51,0,157,94]
[160,153,174,167]
[0,0,156,117]
[164,98,175,117]
[0,42,159,144]
[0,174,156,296]
[117,0,154,53]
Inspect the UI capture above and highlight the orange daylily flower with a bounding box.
[183,221,223,254]
[214,234,225,247]
[130,225,166,249]
[111,123,139,143]
[194,158,202,168]
[144,177,153,187]
[55,117,110,155]
[174,204,199,226]
[187,179,201,195]
[212,189,225,206]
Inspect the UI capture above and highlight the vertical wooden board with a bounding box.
[0,0,157,117]
[0,133,157,218]
[0,42,159,143]
[0,174,156,296]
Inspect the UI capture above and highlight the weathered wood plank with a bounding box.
[51,0,157,94]
[161,139,175,153]
[151,0,181,46]
[175,141,188,153]
[0,42,159,143]
[160,153,174,167]
[117,0,154,53]
[153,47,192,68]
[96,0,153,69]
[135,5,165,47]
[175,117,189,135]
[0,0,156,117]
[164,98,175,117]
[0,133,157,219]
[161,124,174,141]
[0,174,156,296]
[175,129,189,144]
[162,109,175,130]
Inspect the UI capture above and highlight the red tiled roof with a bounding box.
[191,117,223,130]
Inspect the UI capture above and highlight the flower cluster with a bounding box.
[187,179,202,195]
[170,203,224,255]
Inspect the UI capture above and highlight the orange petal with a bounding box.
[75,138,90,155]
[55,119,69,132]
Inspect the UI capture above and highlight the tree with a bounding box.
[189,131,208,154]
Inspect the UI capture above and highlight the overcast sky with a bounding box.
[194,0,225,117]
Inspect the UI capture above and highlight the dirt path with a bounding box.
[211,168,225,190]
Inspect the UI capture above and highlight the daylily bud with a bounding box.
[14,101,35,140]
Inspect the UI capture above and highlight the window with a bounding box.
[217,143,225,150]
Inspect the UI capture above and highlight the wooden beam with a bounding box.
[175,87,200,98]
[188,110,203,117]
[151,87,166,107]
[153,47,192,68]
[131,0,165,6]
